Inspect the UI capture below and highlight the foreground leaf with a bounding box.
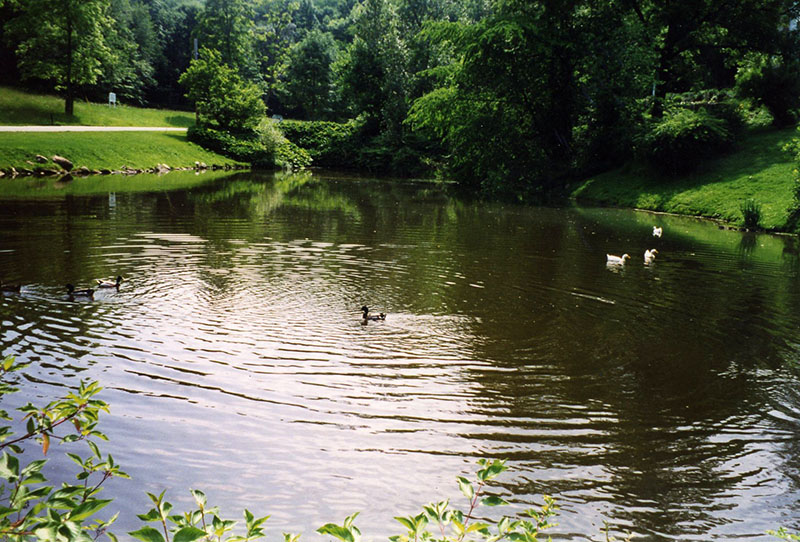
[129,526,166,542]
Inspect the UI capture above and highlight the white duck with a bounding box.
[644,248,658,264]
[653,226,663,238]
[606,253,630,265]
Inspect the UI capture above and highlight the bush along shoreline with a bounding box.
[187,124,311,171]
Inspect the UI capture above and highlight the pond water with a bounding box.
[2,170,800,541]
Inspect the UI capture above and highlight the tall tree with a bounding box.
[148,0,200,106]
[253,0,298,111]
[281,29,338,119]
[196,0,258,79]
[337,0,409,135]
[104,0,158,104]
[408,0,581,194]
[5,0,114,115]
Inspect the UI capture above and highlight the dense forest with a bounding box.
[1,0,800,197]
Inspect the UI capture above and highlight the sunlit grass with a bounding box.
[571,127,798,230]
[0,132,241,170]
[0,85,195,127]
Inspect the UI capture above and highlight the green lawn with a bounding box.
[571,127,800,230]
[0,132,240,170]
[0,86,195,127]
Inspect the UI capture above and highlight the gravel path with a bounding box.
[0,126,187,132]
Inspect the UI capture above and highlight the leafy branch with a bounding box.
[0,355,124,542]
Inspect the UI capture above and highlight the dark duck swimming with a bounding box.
[0,280,21,293]
[361,305,386,322]
[66,284,94,298]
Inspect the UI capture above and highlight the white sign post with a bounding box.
[108,92,117,107]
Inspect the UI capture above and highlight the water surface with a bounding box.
[1,170,800,541]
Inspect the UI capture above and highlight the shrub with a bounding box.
[783,159,800,232]
[0,355,126,542]
[188,125,267,162]
[641,108,734,175]
[664,89,746,137]
[187,125,311,170]
[740,198,762,229]
[278,119,362,168]
[277,119,432,175]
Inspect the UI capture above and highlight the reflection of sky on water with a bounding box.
[1,172,800,540]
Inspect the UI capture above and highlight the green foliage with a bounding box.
[130,489,269,542]
[783,136,800,231]
[273,140,314,171]
[5,0,115,115]
[277,118,430,174]
[278,120,361,167]
[407,3,583,197]
[317,513,361,542]
[188,124,311,170]
[103,0,159,105]
[770,528,800,541]
[179,48,265,132]
[281,30,340,120]
[740,198,763,229]
[0,354,126,542]
[337,0,410,136]
[641,108,734,175]
[196,0,258,79]
[384,459,558,542]
[735,53,800,126]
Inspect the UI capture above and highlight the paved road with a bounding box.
[0,126,187,132]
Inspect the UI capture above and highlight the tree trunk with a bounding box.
[651,23,676,119]
[64,7,74,116]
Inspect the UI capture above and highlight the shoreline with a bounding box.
[1,161,248,179]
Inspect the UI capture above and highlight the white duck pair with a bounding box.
[607,226,662,266]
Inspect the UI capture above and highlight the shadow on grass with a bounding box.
[0,106,62,125]
[165,115,194,127]
[163,133,189,142]
[581,128,798,212]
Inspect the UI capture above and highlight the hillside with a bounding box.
[571,127,800,231]
[0,85,195,127]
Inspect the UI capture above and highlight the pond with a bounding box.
[1,170,800,541]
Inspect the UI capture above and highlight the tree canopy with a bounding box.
[2,0,799,195]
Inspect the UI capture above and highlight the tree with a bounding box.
[179,47,266,132]
[253,0,299,112]
[735,51,800,125]
[147,0,201,106]
[281,29,338,119]
[5,0,114,115]
[621,0,796,117]
[337,0,409,135]
[196,0,258,80]
[408,0,582,195]
[103,0,158,105]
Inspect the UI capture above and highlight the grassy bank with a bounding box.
[0,85,194,127]
[0,132,241,171]
[571,127,799,231]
